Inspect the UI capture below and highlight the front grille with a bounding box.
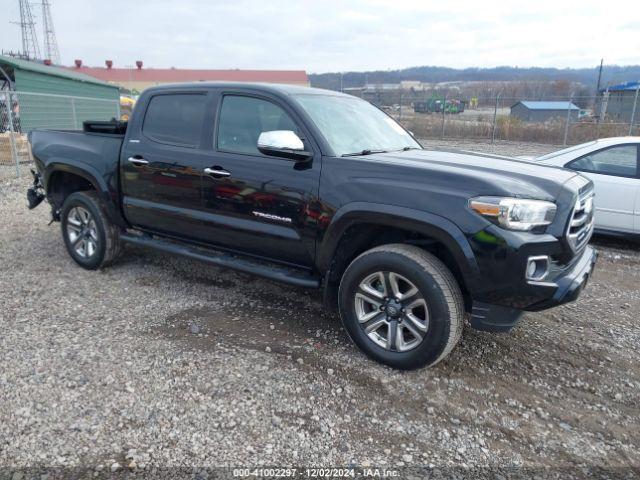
[566,186,595,252]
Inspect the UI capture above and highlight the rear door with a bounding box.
[565,144,639,233]
[120,91,213,240]
[198,91,322,267]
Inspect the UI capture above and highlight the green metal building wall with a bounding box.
[14,69,119,99]
[14,70,120,132]
[1,55,120,133]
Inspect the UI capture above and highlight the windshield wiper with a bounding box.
[399,146,421,151]
[341,149,389,157]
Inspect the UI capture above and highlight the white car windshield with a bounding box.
[293,94,421,157]
[537,141,598,160]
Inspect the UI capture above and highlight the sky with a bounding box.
[2,0,639,73]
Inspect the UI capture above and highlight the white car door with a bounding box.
[635,185,640,233]
[565,144,639,234]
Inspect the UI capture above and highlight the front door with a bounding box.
[120,91,211,240]
[200,92,321,267]
[566,144,639,233]
[635,186,640,233]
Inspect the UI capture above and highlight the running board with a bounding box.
[120,233,320,289]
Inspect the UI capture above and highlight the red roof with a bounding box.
[65,66,308,84]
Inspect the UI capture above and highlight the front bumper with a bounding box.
[524,245,597,311]
[470,245,597,332]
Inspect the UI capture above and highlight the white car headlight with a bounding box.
[469,197,557,231]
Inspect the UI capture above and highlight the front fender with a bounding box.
[317,202,481,290]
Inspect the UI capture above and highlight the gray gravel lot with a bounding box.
[1,140,639,478]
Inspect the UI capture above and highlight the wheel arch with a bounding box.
[44,161,125,227]
[319,203,481,309]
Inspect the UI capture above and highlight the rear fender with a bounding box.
[44,160,126,227]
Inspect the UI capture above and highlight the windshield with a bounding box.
[293,94,421,156]
[537,141,598,160]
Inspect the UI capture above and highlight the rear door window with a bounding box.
[143,93,206,147]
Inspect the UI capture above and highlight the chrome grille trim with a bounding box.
[566,187,595,252]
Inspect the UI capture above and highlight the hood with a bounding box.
[356,149,578,200]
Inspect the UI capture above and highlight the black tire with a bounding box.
[338,244,464,370]
[60,191,122,270]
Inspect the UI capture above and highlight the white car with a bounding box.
[535,137,640,236]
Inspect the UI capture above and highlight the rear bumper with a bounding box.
[470,245,597,332]
[26,169,45,210]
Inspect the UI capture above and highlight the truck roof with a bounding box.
[141,82,348,97]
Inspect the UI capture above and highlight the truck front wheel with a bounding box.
[60,191,122,270]
[338,244,464,369]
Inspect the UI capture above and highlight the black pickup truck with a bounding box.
[27,83,597,369]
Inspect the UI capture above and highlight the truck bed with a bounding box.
[29,127,125,194]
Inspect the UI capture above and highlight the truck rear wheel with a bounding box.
[338,244,464,370]
[60,191,122,270]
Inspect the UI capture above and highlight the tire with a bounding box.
[60,191,122,270]
[338,243,464,370]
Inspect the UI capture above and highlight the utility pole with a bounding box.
[491,93,501,143]
[595,59,603,95]
[441,94,447,139]
[629,85,640,136]
[41,0,61,64]
[563,93,574,146]
[12,0,42,60]
[597,85,609,138]
[594,58,604,132]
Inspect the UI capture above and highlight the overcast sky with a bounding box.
[2,0,638,73]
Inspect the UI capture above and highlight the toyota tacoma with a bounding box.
[27,83,597,369]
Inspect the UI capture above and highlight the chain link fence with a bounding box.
[394,95,639,146]
[1,91,119,178]
[348,88,640,147]
[2,88,639,178]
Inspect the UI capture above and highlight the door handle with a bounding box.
[204,167,231,178]
[128,156,149,166]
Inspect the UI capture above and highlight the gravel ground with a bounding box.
[1,141,639,478]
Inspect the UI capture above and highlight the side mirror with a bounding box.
[257,130,312,161]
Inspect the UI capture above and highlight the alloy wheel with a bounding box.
[66,206,99,259]
[354,271,429,352]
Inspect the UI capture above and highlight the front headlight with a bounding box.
[469,196,557,231]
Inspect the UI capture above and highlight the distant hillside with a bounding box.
[309,65,640,91]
